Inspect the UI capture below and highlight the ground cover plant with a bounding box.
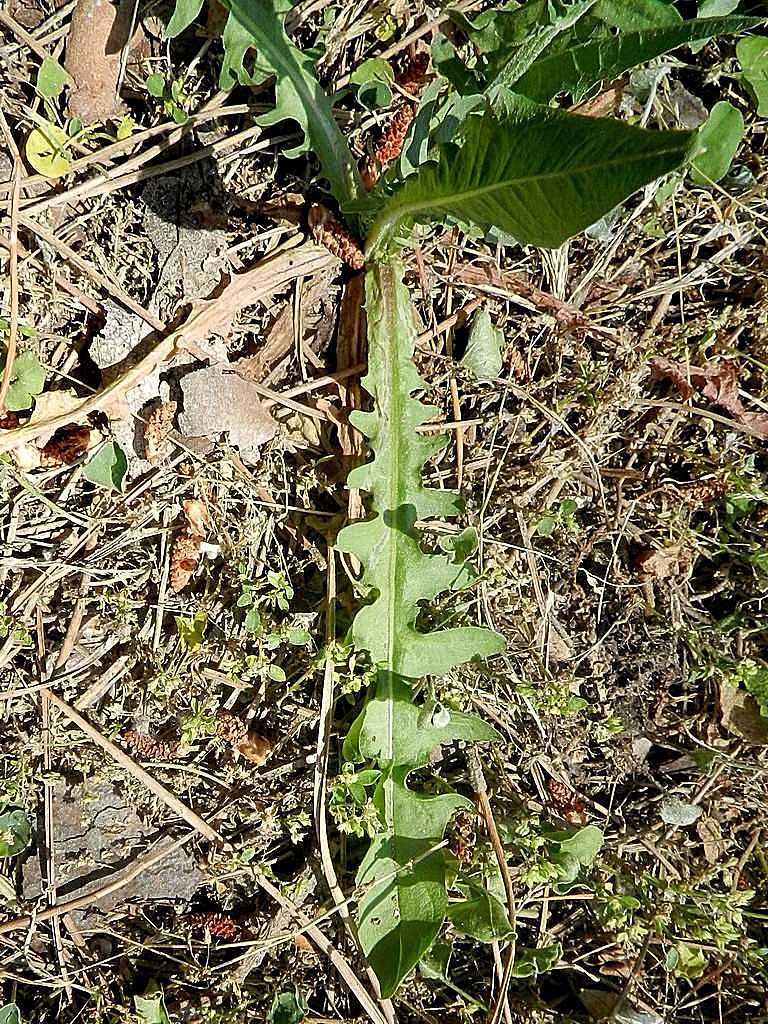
[0,0,767,1022]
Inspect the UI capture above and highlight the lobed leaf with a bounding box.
[498,16,762,103]
[166,0,362,205]
[338,260,504,995]
[367,94,693,253]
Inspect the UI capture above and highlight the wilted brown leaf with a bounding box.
[720,684,768,745]
[182,498,211,539]
[650,356,768,437]
[636,544,692,580]
[39,425,91,466]
[235,730,272,765]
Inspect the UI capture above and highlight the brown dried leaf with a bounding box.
[697,816,726,865]
[143,401,177,464]
[169,532,202,593]
[650,357,768,437]
[235,730,272,765]
[182,498,211,540]
[39,425,91,466]
[720,684,768,745]
[635,544,691,580]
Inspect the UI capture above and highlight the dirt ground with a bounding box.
[0,1,767,1023]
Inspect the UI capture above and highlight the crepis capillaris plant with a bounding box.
[165,0,763,1000]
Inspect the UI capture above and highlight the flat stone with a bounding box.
[23,781,205,926]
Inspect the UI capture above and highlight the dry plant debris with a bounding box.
[65,0,133,122]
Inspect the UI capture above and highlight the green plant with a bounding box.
[165,0,765,999]
[146,72,191,124]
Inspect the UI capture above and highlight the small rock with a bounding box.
[22,781,205,925]
[178,364,278,464]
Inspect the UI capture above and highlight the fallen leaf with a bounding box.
[182,499,211,539]
[178,364,278,460]
[236,730,272,765]
[720,684,768,744]
[636,544,691,580]
[40,425,91,465]
[697,816,726,864]
[650,356,768,437]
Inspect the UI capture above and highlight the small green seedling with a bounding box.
[0,809,31,857]
[0,351,45,412]
[146,72,191,123]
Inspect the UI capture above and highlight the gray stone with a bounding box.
[178,363,278,463]
[23,781,205,926]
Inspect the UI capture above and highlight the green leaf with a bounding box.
[165,0,205,38]
[36,56,72,100]
[350,58,394,109]
[338,260,504,997]
[244,607,262,634]
[462,308,504,382]
[447,886,514,941]
[84,441,127,491]
[0,351,45,411]
[25,121,71,178]
[593,0,681,30]
[511,943,562,978]
[116,115,135,140]
[502,16,761,103]
[691,101,744,184]
[419,940,453,983]
[176,610,207,649]
[267,989,307,1024]
[134,985,171,1024]
[743,666,768,716]
[699,0,741,15]
[215,0,363,205]
[737,35,768,115]
[0,810,31,857]
[146,73,167,98]
[557,824,604,864]
[487,0,598,98]
[0,1006,21,1024]
[368,96,693,252]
